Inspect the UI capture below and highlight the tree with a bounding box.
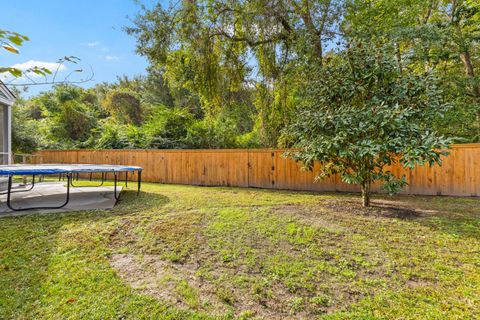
[101,88,143,125]
[345,0,480,142]
[126,0,344,145]
[284,43,453,206]
[50,100,96,142]
[11,94,40,153]
[142,107,193,149]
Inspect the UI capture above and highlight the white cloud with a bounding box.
[0,60,68,84]
[87,41,100,47]
[10,60,67,78]
[104,55,119,61]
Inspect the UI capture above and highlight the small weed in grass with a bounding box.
[289,296,305,314]
[215,286,235,305]
[175,280,200,309]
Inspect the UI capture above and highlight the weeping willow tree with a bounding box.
[126,0,343,146]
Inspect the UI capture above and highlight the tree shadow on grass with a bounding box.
[322,198,422,218]
[323,195,480,240]
[0,189,170,319]
[370,196,480,240]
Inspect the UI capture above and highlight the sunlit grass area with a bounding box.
[1,183,479,319]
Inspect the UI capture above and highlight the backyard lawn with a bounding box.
[0,183,479,319]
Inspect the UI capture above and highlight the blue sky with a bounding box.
[1,0,161,96]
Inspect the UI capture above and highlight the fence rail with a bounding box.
[35,144,480,197]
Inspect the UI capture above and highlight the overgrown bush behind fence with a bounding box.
[36,144,480,197]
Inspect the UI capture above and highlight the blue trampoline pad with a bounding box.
[0,164,143,176]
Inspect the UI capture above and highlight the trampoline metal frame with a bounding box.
[0,175,36,195]
[70,172,106,187]
[4,167,142,212]
[6,174,71,212]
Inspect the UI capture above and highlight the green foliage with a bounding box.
[13,77,259,151]
[49,100,95,142]
[186,118,238,149]
[126,0,343,145]
[12,99,40,154]
[0,29,29,76]
[11,0,480,154]
[345,0,480,142]
[284,42,453,206]
[56,85,82,103]
[12,85,99,152]
[102,88,143,125]
[142,107,193,149]
[96,121,131,149]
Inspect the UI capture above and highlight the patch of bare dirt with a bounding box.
[110,253,307,319]
[111,253,230,315]
[406,278,433,289]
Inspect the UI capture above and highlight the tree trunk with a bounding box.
[460,51,480,96]
[294,0,324,64]
[361,182,371,207]
[459,50,480,138]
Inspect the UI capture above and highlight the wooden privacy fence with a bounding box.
[35,144,480,197]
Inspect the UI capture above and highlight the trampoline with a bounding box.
[0,164,143,212]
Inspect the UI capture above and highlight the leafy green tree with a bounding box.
[102,88,143,125]
[11,96,40,153]
[15,85,100,149]
[345,0,480,141]
[96,120,132,149]
[142,68,175,107]
[284,43,453,206]
[142,107,193,149]
[48,100,96,143]
[186,118,239,149]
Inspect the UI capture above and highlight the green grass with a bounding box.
[1,183,479,319]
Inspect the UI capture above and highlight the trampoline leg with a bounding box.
[27,175,35,191]
[6,174,71,212]
[70,171,105,187]
[125,171,128,187]
[7,176,13,207]
[137,171,141,196]
[113,172,121,201]
[65,175,71,207]
[0,174,35,195]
